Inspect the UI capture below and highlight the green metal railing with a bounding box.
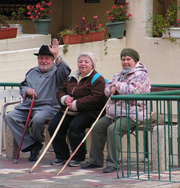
[1,82,180,182]
[111,88,180,182]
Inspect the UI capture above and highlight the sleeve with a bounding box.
[113,71,150,95]
[104,73,118,97]
[19,68,34,98]
[56,57,71,86]
[56,77,70,105]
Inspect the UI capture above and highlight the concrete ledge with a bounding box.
[0,34,51,52]
[152,125,178,170]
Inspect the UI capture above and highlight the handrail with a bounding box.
[0,83,179,88]
[0,83,20,87]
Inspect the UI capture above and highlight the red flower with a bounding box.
[106,3,132,22]
[27,1,52,20]
[109,15,113,20]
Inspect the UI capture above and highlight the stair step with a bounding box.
[0,34,51,52]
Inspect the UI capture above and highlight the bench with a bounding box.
[5,123,51,159]
[5,86,180,160]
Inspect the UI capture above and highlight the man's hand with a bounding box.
[48,38,61,63]
[26,88,37,98]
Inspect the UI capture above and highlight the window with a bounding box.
[115,0,126,5]
[85,0,100,3]
[0,0,48,19]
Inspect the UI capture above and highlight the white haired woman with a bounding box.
[48,52,108,167]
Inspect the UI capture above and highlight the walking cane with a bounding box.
[29,107,68,173]
[14,96,35,164]
[57,96,111,176]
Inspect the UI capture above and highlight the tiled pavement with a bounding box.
[0,150,180,188]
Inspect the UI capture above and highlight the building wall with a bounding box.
[1,0,180,85]
[0,36,126,83]
[126,0,180,84]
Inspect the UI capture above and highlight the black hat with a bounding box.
[34,45,53,57]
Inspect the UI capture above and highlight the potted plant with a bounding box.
[59,15,105,44]
[149,1,180,42]
[27,1,52,34]
[0,14,17,40]
[9,7,25,34]
[105,2,132,38]
[59,15,106,54]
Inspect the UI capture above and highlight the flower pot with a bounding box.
[162,28,180,39]
[9,24,23,34]
[106,21,125,38]
[0,27,17,40]
[83,30,105,42]
[1,24,22,34]
[63,34,83,44]
[33,19,51,35]
[63,31,105,45]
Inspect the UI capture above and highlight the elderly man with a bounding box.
[5,38,71,161]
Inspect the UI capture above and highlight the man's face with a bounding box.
[38,55,54,72]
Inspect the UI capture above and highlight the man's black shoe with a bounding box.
[28,143,43,161]
[81,162,102,169]
[103,166,117,173]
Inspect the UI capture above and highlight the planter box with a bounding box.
[0,28,18,40]
[1,24,23,34]
[9,24,23,34]
[63,30,105,45]
[162,28,180,39]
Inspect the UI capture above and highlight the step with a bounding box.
[0,34,51,52]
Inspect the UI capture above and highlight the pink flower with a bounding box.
[109,15,113,20]
[30,15,33,19]
[99,24,102,27]
[36,3,41,8]
[106,2,132,22]
[43,1,45,4]
[93,16,98,19]
[27,12,31,15]
[27,6,31,10]
[82,17,85,20]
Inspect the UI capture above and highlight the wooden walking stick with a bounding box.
[57,96,111,176]
[29,107,68,173]
[14,96,35,164]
